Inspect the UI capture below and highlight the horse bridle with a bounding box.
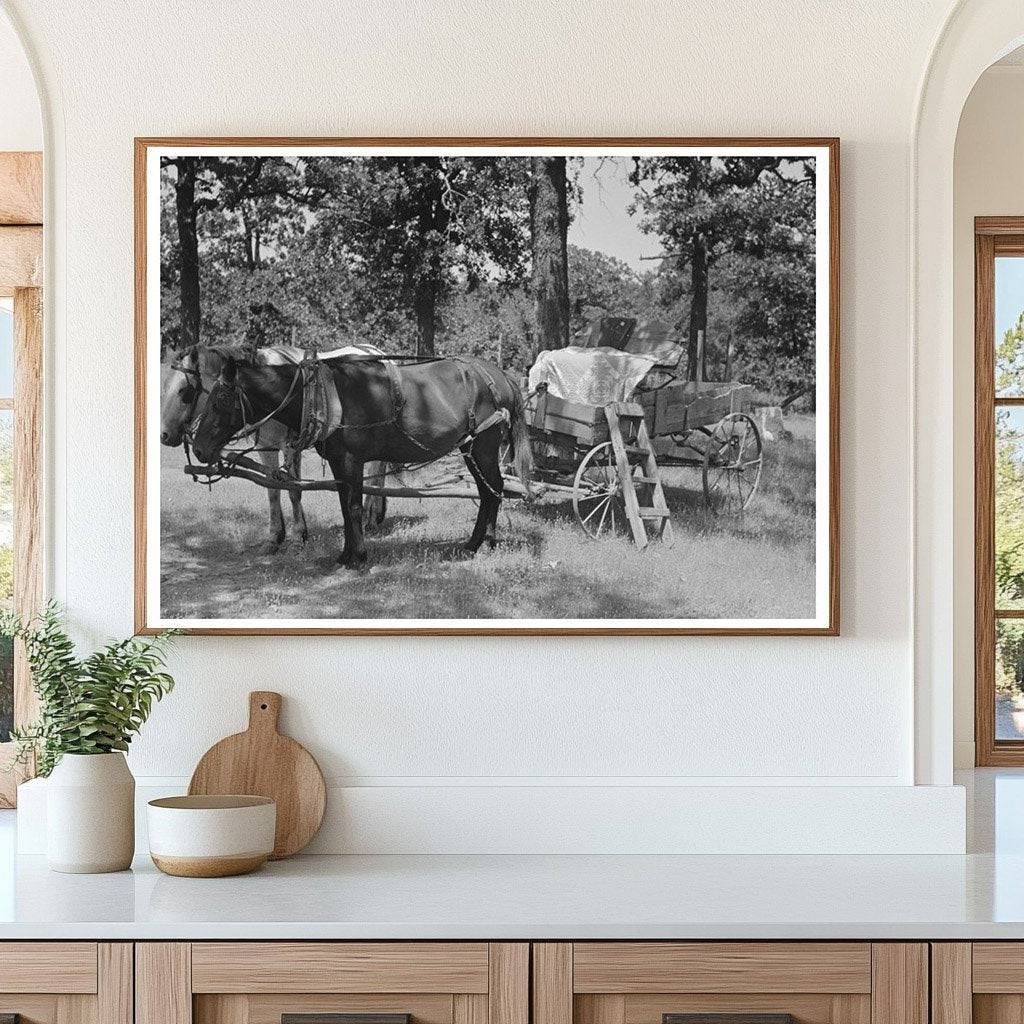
[204,364,305,453]
[170,357,206,436]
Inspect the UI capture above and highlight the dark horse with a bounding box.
[191,348,532,569]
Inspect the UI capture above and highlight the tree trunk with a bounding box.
[530,156,570,356]
[687,230,708,382]
[174,158,201,350]
[413,282,437,357]
[412,158,449,357]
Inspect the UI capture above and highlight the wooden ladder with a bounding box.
[604,402,673,549]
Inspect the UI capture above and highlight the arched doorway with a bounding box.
[914,0,1024,785]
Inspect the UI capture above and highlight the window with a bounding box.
[0,152,42,805]
[0,299,12,744]
[975,220,1024,764]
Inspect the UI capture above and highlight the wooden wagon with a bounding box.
[523,385,673,549]
[520,374,763,549]
[637,377,763,514]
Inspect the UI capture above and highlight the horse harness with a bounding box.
[196,350,511,488]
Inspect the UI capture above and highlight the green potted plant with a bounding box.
[2,603,176,873]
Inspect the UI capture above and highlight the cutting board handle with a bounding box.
[248,691,282,734]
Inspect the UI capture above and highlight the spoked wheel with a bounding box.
[702,413,763,514]
[572,441,629,539]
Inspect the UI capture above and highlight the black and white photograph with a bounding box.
[137,140,838,634]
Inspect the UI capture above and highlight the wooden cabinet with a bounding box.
[136,943,528,1024]
[931,943,1024,1024]
[533,944,928,1024]
[0,942,132,1024]
[0,938,945,1024]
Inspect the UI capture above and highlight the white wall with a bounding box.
[2,0,971,851]
[0,8,40,151]
[952,65,1024,768]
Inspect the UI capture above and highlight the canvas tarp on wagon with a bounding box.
[529,345,660,405]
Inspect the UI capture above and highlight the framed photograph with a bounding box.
[135,137,839,636]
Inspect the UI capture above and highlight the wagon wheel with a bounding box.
[702,413,763,514]
[572,441,629,539]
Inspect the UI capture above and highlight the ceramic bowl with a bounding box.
[147,795,276,877]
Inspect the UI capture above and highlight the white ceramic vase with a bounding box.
[46,752,135,873]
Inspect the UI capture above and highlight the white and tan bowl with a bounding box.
[147,795,276,878]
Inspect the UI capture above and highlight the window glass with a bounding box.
[0,303,11,399]
[996,257,1024,396]
[997,619,1024,740]
[997,407,1024,609]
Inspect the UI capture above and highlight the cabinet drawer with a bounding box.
[0,942,98,993]
[0,943,130,1024]
[139,942,528,1024]
[572,943,872,994]
[534,944,925,1024]
[191,943,490,993]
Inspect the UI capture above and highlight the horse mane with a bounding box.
[199,343,257,368]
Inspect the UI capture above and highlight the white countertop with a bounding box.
[1,770,1021,941]
[1,849,1023,940]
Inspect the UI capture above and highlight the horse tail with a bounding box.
[504,372,533,498]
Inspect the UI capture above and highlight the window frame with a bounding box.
[975,217,1024,765]
[0,152,43,806]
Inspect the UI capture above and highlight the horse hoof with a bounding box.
[260,540,284,555]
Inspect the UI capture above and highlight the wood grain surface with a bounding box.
[573,943,871,994]
[0,153,42,225]
[0,942,97,994]
[0,226,41,292]
[870,945,927,1024]
[136,943,191,1024]
[191,942,489,994]
[188,691,326,859]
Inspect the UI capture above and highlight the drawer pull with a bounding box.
[0,1017,20,1024]
[665,1016,796,1024]
[283,1016,411,1024]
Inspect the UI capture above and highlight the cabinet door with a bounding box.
[534,944,927,1024]
[137,943,528,1024]
[0,942,132,1024]
[935,943,1024,1024]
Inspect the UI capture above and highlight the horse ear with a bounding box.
[219,354,237,384]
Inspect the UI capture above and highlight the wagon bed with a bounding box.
[523,374,763,527]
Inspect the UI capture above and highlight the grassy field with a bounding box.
[158,414,817,621]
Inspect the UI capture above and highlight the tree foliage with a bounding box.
[159,154,818,389]
[996,316,1024,625]
[630,156,816,389]
[993,316,1024,693]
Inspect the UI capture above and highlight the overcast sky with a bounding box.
[998,257,1024,344]
[568,157,654,272]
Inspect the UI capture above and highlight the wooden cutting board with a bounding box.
[188,691,326,859]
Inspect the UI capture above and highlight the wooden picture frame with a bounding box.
[0,151,43,806]
[135,137,840,637]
